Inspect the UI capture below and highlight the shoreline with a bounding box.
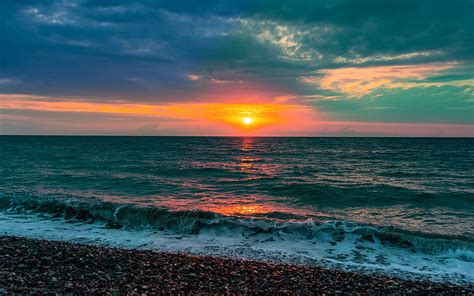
[1,236,472,294]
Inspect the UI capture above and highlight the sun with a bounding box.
[242,117,254,125]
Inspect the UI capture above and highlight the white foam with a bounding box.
[1,211,473,285]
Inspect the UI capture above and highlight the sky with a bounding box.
[0,0,473,136]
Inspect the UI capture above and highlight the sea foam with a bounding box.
[1,193,473,285]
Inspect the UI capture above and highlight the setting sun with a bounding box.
[0,98,317,135]
[242,117,254,125]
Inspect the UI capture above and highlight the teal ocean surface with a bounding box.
[1,136,473,283]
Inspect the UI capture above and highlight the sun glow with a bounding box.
[0,96,318,135]
[242,117,254,125]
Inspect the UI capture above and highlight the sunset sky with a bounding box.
[1,0,473,136]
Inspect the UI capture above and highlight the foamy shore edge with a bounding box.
[1,235,472,294]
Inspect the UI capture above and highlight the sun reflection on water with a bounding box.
[142,194,319,220]
[241,137,255,151]
[208,204,271,216]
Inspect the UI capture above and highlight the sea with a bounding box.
[1,136,473,284]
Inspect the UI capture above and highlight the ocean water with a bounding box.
[1,136,473,283]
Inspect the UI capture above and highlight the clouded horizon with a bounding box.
[1,0,473,136]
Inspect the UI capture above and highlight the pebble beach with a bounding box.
[1,236,472,295]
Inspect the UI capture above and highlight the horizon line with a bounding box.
[1,134,473,139]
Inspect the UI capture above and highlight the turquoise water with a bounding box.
[1,136,473,283]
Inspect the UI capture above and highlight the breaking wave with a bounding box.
[1,192,473,285]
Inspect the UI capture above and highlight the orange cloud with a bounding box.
[2,95,473,136]
[0,96,317,135]
[303,62,457,97]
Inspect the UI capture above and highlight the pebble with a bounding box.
[0,235,472,294]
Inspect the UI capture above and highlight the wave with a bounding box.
[261,183,474,210]
[1,192,473,262]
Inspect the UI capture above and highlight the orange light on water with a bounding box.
[215,204,270,216]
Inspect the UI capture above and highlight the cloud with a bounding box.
[187,74,202,81]
[333,51,444,65]
[303,62,458,97]
[312,85,474,124]
[2,0,471,99]
[239,18,326,61]
[0,0,473,135]
[0,78,19,85]
[0,94,318,131]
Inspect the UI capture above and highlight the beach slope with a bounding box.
[0,236,472,294]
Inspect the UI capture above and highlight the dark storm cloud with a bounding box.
[259,0,473,57]
[0,0,472,110]
[0,0,240,99]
